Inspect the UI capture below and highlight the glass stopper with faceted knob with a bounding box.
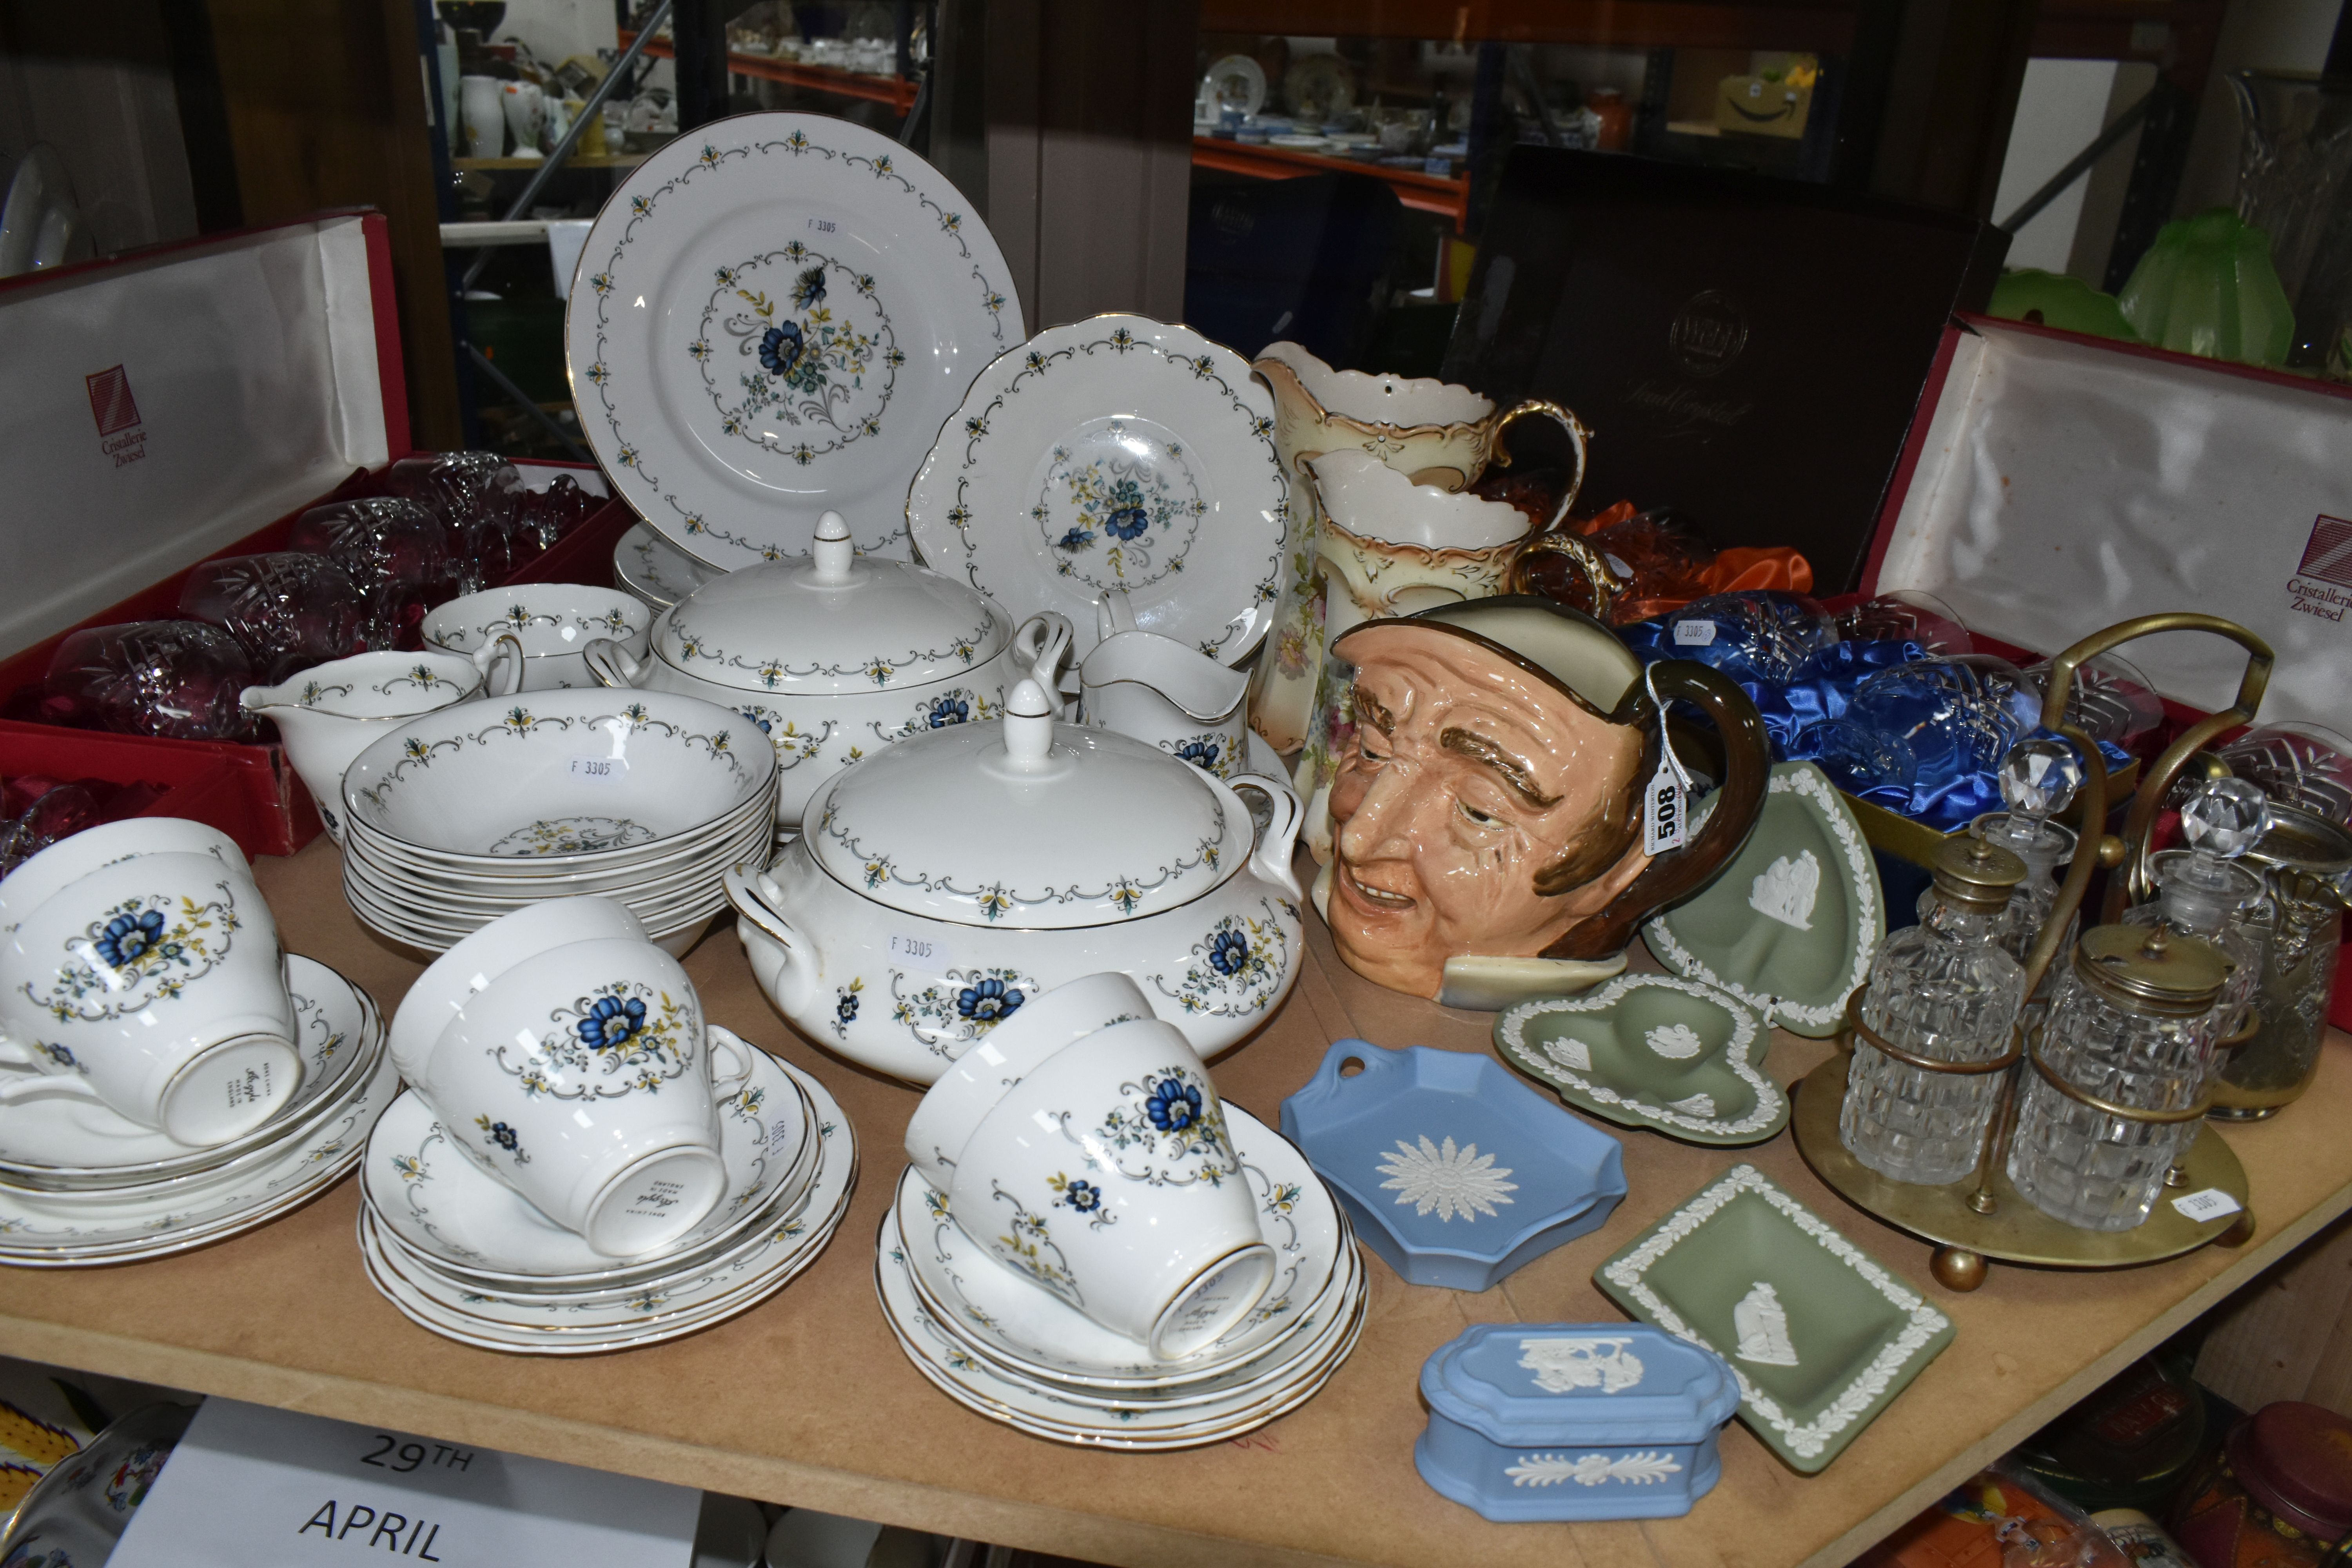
[1999,737,2084,824]
[2180,777,2270,862]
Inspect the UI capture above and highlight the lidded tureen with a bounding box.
[726,680,1307,1083]
[590,511,1069,827]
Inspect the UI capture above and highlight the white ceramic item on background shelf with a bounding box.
[423,935,751,1258]
[904,313,1289,669]
[902,971,1151,1190]
[587,510,1072,829]
[947,1017,1274,1359]
[0,851,299,1145]
[242,648,520,843]
[499,80,544,159]
[567,111,1024,566]
[0,817,249,930]
[1079,604,1252,782]
[388,897,650,1080]
[726,680,1307,1085]
[423,584,651,692]
[460,76,504,159]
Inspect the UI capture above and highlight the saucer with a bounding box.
[0,955,378,1181]
[615,522,720,611]
[1496,974,1789,1147]
[905,314,1287,668]
[0,1040,397,1265]
[898,1104,1343,1387]
[363,1035,812,1278]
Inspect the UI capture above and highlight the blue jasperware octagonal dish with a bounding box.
[1280,1040,1626,1292]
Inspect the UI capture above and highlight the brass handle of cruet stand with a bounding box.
[2031,613,2273,923]
[1505,530,1615,621]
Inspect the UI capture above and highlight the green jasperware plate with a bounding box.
[1593,1163,1953,1474]
[1642,762,1884,1038]
[1495,973,1786,1147]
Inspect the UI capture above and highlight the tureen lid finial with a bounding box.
[1002,678,1054,772]
[810,510,855,585]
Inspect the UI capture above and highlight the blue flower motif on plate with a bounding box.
[958,977,1023,1024]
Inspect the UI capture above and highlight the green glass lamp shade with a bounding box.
[1987,269,2139,341]
[2118,208,2296,367]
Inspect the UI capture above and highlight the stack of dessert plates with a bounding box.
[877,1105,1368,1449]
[0,955,394,1266]
[338,688,780,956]
[356,1040,855,1354]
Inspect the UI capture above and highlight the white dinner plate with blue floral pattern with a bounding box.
[904,314,1287,668]
[568,112,1024,567]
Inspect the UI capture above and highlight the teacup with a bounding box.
[1079,631,1250,782]
[0,818,250,932]
[423,584,652,692]
[388,896,650,1081]
[425,936,747,1257]
[242,648,522,844]
[903,971,1153,1190]
[949,1018,1273,1359]
[0,852,299,1145]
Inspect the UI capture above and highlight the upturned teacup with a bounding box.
[388,896,650,1082]
[0,851,299,1145]
[949,1018,1273,1359]
[903,971,1153,1190]
[424,936,748,1257]
[0,818,251,933]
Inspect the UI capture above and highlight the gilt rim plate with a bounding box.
[904,314,1287,667]
[568,112,1024,568]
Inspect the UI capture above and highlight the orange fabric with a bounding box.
[1697,546,1814,595]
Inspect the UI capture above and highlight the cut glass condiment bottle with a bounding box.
[1842,835,2029,1186]
[2008,923,2231,1232]
[2122,778,2270,1042]
[1974,737,2085,975]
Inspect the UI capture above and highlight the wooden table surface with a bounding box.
[0,837,2347,1568]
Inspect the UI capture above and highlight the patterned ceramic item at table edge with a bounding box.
[0,1401,194,1565]
[342,686,777,862]
[905,313,1289,669]
[613,522,720,611]
[568,111,1023,567]
[384,1053,821,1298]
[728,682,1307,1084]
[896,1102,1344,1387]
[1592,1162,1954,1474]
[876,1211,1366,1444]
[1495,974,1789,1147]
[422,584,652,693]
[0,1041,397,1263]
[0,954,377,1181]
[1642,762,1884,1039]
[1414,1322,1740,1522]
[1279,1039,1627,1291]
[363,1042,815,1279]
[362,1083,852,1330]
[586,510,1073,829]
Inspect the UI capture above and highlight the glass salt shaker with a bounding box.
[2008,923,2232,1232]
[1842,835,2029,1186]
[2122,778,2270,1043]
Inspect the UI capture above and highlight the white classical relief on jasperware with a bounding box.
[1519,1336,1646,1395]
[1732,1281,1800,1367]
[1645,1023,1704,1060]
[1749,849,1821,931]
[1544,1035,1593,1071]
[1506,1451,1682,1488]
[1665,1092,1717,1118]
[1376,1136,1517,1223]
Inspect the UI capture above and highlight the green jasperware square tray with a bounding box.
[1593,1163,1953,1474]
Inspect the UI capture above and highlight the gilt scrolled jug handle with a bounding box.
[1505,531,1615,621]
[1489,399,1592,526]
[1541,659,1769,962]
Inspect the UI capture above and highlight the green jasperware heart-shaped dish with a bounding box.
[1495,974,1787,1147]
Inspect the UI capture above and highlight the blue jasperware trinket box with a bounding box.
[1416,1322,1741,1522]
[1278,1040,1625,1291]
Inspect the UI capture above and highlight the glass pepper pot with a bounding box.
[2008,923,2232,1232]
[2122,778,2271,1044]
[1843,835,2029,1186]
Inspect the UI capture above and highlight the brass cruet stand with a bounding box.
[1793,613,2275,1290]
